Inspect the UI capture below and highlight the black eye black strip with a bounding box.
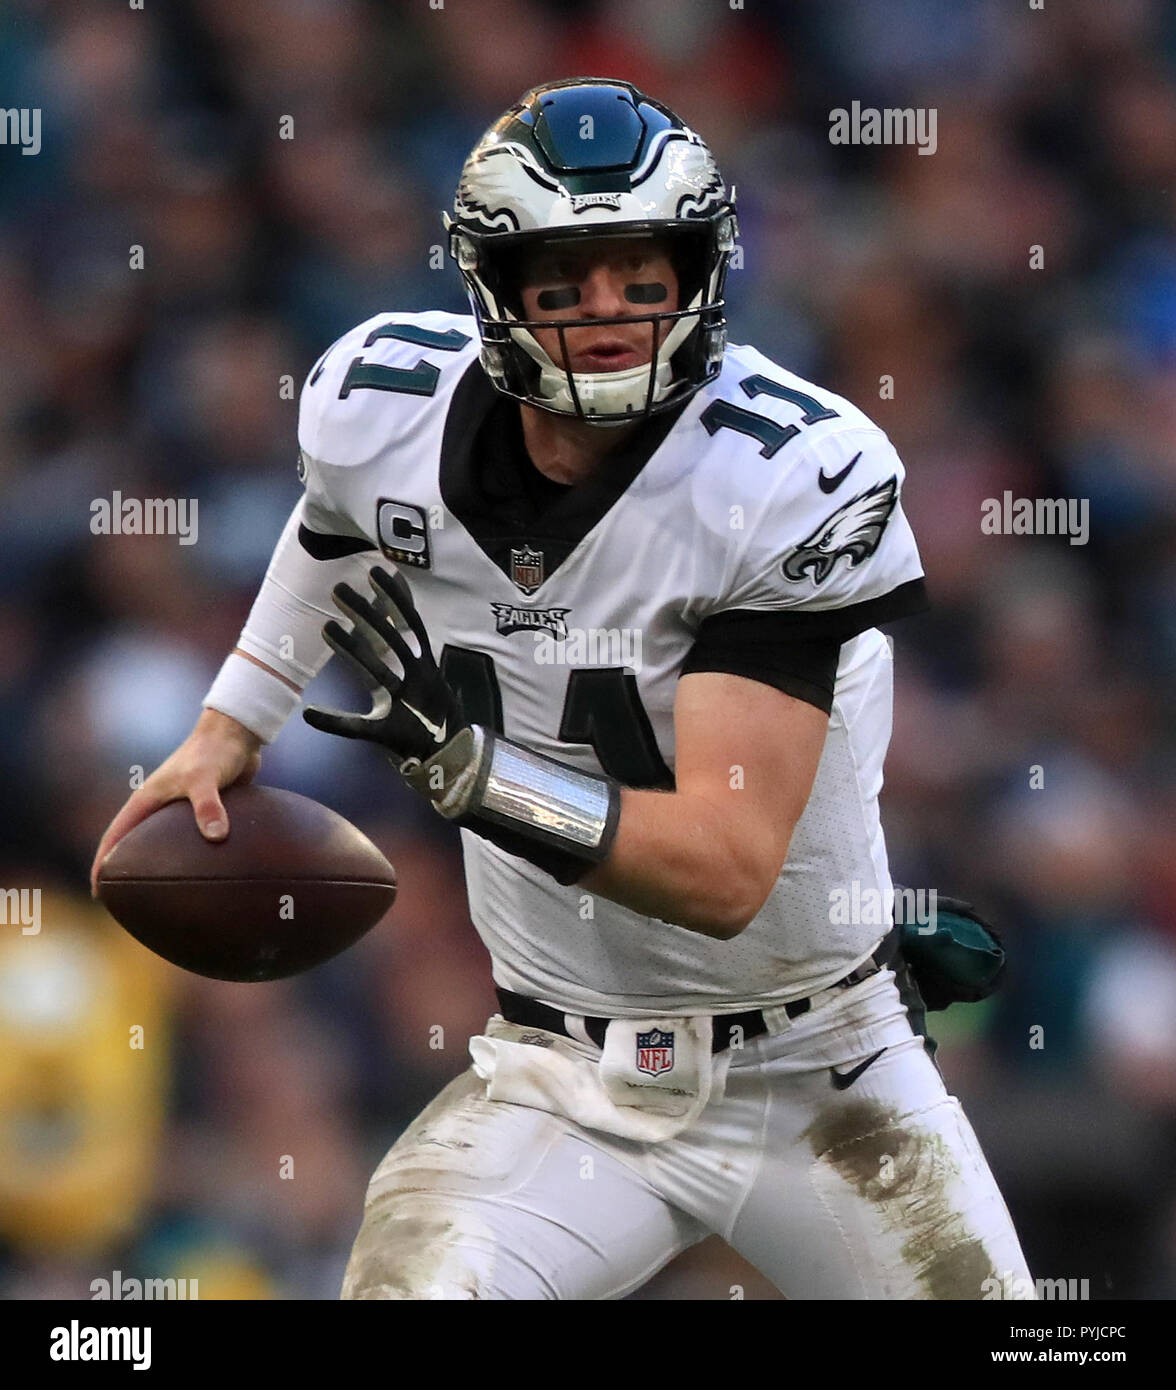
[537,287,581,310]
[624,282,667,304]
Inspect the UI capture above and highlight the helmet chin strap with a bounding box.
[507,297,702,421]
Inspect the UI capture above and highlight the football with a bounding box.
[96,785,397,981]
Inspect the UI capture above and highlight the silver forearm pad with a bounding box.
[402,725,621,861]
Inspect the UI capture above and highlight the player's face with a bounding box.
[518,236,680,374]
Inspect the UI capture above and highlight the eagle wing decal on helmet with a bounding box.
[675,166,727,219]
[780,477,899,586]
[456,144,562,232]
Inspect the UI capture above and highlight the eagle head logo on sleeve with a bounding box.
[780,476,899,586]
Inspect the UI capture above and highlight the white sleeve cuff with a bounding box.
[203,651,303,745]
[201,496,377,743]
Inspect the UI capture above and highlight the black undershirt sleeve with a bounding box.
[681,578,930,715]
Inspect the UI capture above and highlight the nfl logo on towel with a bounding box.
[636,1028,675,1076]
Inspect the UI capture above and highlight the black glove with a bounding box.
[303,566,464,767]
[304,565,616,887]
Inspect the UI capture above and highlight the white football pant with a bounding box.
[342,970,1034,1300]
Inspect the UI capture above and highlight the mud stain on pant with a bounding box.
[804,1098,999,1300]
[342,1071,501,1300]
[343,1202,491,1300]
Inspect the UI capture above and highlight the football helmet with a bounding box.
[444,78,738,425]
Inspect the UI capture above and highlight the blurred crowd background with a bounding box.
[1,0,1175,1300]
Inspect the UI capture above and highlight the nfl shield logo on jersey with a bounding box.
[510,545,545,595]
[635,1028,675,1076]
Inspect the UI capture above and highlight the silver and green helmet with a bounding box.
[444,78,739,425]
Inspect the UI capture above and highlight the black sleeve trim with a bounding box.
[681,639,841,714]
[692,577,929,646]
[726,577,929,643]
[298,523,377,561]
[680,579,930,716]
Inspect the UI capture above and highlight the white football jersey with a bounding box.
[296,310,927,1015]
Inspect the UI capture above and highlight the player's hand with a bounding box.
[89,709,263,897]
[303,566,464,766]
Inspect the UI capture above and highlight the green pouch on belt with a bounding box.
[895,894,1006,1012]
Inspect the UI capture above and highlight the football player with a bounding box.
[92,79,1033,1299]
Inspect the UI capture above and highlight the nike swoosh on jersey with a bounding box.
[404,703,447,745]
[818,451,863,493]
[830,1047,887,1090]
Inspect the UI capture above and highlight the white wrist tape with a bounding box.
[203,651,302,745]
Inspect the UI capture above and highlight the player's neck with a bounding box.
[519,402,641,486]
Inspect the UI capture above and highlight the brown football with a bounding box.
[96,785,397,981]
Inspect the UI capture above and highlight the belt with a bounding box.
[495,955,883,1056]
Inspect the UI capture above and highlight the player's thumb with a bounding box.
[191,785,229,841]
